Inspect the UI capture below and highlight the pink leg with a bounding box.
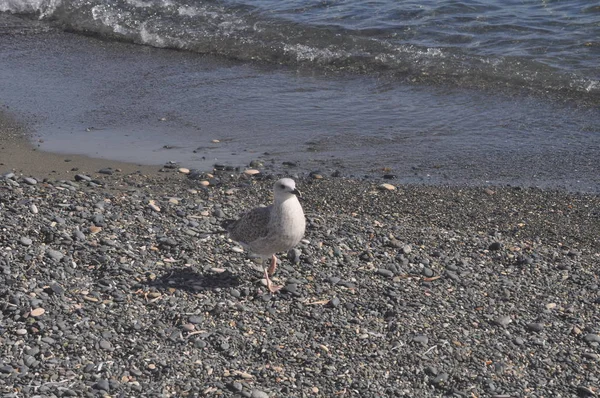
[263,267,282,293]
[267,254,278,276]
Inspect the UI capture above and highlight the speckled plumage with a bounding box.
[227,178,305,256]
[225,178,306,292]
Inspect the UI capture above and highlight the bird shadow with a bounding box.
[148,267,241,293]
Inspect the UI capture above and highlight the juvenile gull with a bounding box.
[225,178,306,292]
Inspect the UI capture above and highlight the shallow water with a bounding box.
[0,11,599,192]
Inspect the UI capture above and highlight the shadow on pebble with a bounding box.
[149,268,241,292]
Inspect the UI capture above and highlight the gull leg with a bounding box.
[267,254,278,276]
[264,267,282,293]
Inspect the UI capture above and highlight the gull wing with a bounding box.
[226,205,272,245]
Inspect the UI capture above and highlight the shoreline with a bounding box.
[0,111,166,180]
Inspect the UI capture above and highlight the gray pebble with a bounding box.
[98,168,113,175]
[422,267,434,277]
[46,249,64,261]
[493,315,512,327]
[23,177,37,185]
[20,237,33,246]
[527,322,544,332]
[189,315,204,324]
[251,389,269,398]
[376,268,394,278]
[432,372,448,385]
[283,283,298,293]
[75,174,92,182]
[583,334,600,344]
[583,353,599,361]
[73,230,86,241]
[228,381,243,392]
[489,242,502,250]
[445,270,460,282]
[99,340,112,350]
[513,337,525,345]
[413,335,428,345]
[94,379,110,391]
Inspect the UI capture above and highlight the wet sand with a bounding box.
[0,111,163,179]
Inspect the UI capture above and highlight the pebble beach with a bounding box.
[1,123,600,397]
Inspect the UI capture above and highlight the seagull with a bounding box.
[224,178,306,293]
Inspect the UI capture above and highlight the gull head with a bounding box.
[273,178,301,200]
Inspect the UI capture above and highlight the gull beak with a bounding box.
[292,188,302,198]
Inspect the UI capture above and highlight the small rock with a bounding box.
[576,386,596,397]
[178,167,190,174]
[431,372,449,386]
[376,268,394,278]
[228,382,243,392]
[329,297,341,307]
[46,249,64,262]
[148,200,161,212]
[99,340,112,350]
[23,177,37,185]
[251,389,269,398]
[413,335,428,345]
[583,353,599,361]
[493,315,512,327]
[75,174,92,182]
[513,337,525,345]
[20,237,33,246]
[94,379,110,391]
[244,169,260,176]
[328,276,341,285]
[379,183,396,191]
[98,168,113,175]
[526,322,544,333]
[30,308,45,317]
[283,283,298,294]
[489,242,502,251]
[583,334,600,344]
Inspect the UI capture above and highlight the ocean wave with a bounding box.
[2,0,598,102]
